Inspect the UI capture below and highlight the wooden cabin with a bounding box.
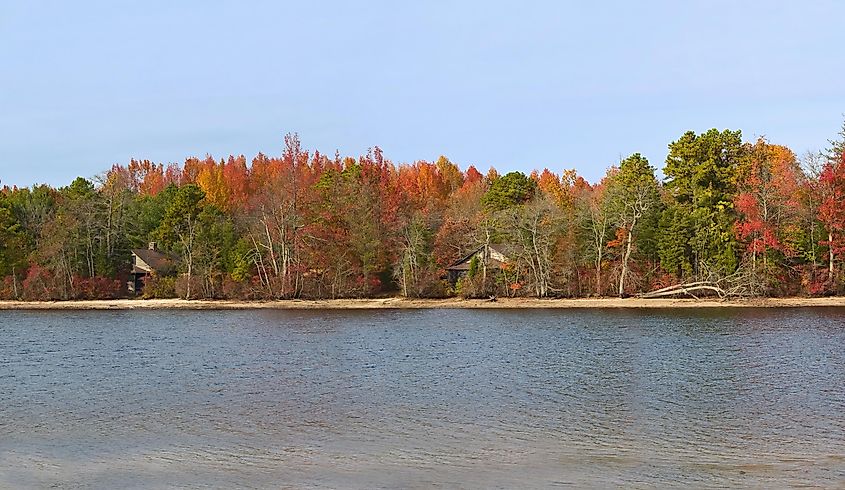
[128,242,176,294]
[445,244,512,284]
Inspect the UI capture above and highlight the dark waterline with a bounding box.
[2,308,845,488]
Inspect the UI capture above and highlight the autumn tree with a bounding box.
[435,156,464,195]
[733,139,805,293]
[500,194,562,297]
[306,149,402,298]
[576,176,614,296]
[196,157,228,210]
[532,168,583,296]
[818,152,845,284]
[127,159,167,196]
[246,133,315,298]
[394,214,441,297]
[341,149,402,295]
[432,170,488,286]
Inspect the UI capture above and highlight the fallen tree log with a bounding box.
[639,282,728,299]
[640,281,714,296]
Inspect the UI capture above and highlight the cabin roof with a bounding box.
[445,244,513,271]
[447,257,507,271]
[131,248,176,273]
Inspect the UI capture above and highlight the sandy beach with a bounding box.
[1,296,845,310]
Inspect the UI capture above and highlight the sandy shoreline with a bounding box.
[1,296,845,310]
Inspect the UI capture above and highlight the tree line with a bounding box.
[2,124,845,301]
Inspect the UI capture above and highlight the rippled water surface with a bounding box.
[2,308,845,488]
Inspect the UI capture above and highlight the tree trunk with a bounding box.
[530,218,548,298]
[830,232,835,280]
[182,223,195,300]
[752,247,757,275]
[640,282,726,299]
[263,217,279,276]
[185,253,192,300]
[482,227,491,294]
[106,197,112,258]
[595,258,602,297]
[251,235,272,296]
[810,217,817,267]
[618,227,634,298]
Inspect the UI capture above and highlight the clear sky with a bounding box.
[1,0,843,187]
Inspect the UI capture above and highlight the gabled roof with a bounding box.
[487,243,517,258]
[445,244,513,271]
[131,248,176,273]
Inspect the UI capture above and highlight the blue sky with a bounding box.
[1,0,843,187]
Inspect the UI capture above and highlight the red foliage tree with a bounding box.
[734,139,803,278]
[818,152,845,280]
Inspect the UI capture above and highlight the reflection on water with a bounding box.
[1,308,845,488]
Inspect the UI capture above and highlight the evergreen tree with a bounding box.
[659,129,745,278]
[481,172,536,211]
[156,184,206,299]
[606,153,661,296]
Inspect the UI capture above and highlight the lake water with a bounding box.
[1,308,845,488]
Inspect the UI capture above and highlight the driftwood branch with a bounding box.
[641,281,714,296]
[640,260,767,300]
[639,282,728,299]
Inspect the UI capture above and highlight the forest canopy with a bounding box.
[2,122,845,301]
